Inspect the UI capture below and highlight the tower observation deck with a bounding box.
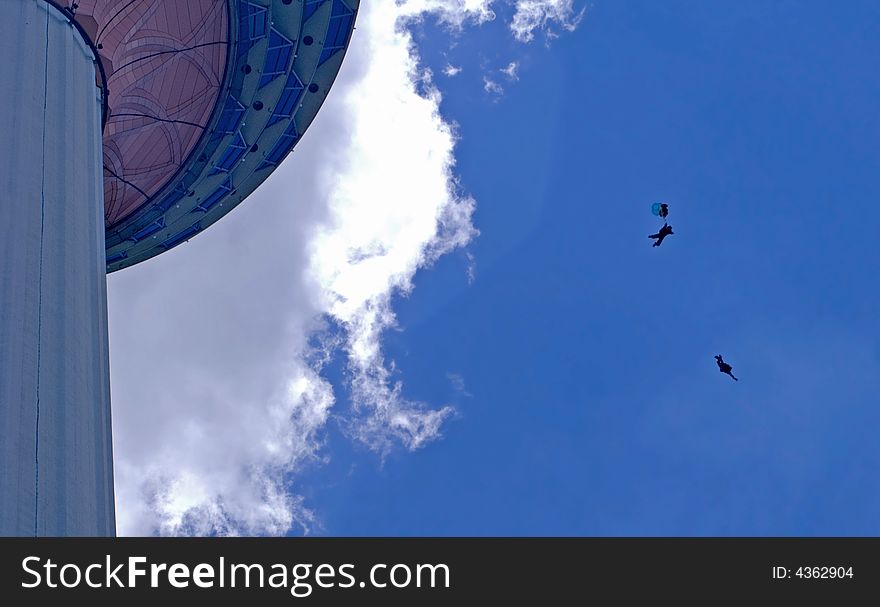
[0,0,357,535]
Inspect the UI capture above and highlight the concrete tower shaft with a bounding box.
[0,0,114,535]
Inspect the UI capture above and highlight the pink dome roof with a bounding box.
[72,0,229,227]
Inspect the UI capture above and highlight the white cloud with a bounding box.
[447,372,473,397]
[443,63,463,77]
[306,0,478,456]
[397,0,496,29]
[501,61,519,80]
[109,0,581,537]
[109,0,484,536]
[510,0,585,43]
[483,76,504,96]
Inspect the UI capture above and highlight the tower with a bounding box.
[0,0,357,536]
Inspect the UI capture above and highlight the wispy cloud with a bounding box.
[447,373,473,398]
[109,0,581,536]
[397,0,496,29]
[111,0,483,537]
[510,0,586,43]
[483,76,504,96]
[501,61,519,80]
[443,63,463,77]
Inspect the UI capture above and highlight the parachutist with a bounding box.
[715,355,738,381]
[659,203,668,219]
[648,223,674,247]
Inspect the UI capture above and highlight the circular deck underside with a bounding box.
[69,0,358,271]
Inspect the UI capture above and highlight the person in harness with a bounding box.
[649,223,674,247]
[714,355,738,381]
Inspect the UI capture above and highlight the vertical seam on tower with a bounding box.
[34,3,50,537]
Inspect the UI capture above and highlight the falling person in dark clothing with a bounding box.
[715,355,738,381]
[649,223,674,247]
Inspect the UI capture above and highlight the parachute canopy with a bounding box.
[651,202,669,218]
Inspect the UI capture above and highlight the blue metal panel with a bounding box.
[130,217,166,242]
[304,0,328,22]
[155,182,188,213]
[211,131,248,174]
[267,71,305,127]
[106,251,128,264]
[160,223,202,250]
[194,177,233,213]
[259,29,294,88]
[215,96,247,137]
[238,1,268,58]
[259,121,300,170]
[319,0,355,65]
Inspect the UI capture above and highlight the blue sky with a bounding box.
[294,0,880,535]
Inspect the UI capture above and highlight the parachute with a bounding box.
[651,202,669,219]
[648,202,673,247]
